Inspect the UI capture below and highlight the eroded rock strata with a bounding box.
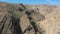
[0,3,45,34]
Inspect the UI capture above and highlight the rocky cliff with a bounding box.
[0,2,60,34]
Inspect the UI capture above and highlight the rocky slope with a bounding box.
[0,2,60,34]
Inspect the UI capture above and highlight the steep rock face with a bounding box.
[0,14,23,34]
[0,3,45,34]
[0,2,60,34]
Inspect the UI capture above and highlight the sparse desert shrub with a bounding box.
[8,10,22,18]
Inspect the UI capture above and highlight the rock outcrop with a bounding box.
[1,2,60,34]
[0,3,45,34]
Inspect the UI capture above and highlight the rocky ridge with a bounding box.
[0,2,45,34]
[0,2,60,34]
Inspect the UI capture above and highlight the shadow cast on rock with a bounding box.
[11,16,23,34]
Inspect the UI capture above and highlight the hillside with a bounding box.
[0,2,60,34]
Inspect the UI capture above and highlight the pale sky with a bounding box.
[0,0,60,5]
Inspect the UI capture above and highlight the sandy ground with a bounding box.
[38,11,60,34]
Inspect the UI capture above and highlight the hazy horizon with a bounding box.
[0,0,60,5]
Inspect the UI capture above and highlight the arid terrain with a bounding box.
[0,2,60,34]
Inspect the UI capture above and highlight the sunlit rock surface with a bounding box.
[0,2,60,34]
